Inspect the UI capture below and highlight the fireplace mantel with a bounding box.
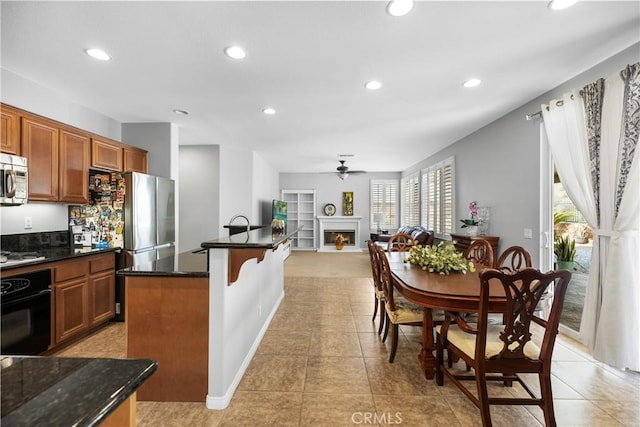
[317,216,363,252]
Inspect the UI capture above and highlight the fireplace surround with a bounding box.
[317,216,362,252]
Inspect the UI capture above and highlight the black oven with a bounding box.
[1,269,52,355]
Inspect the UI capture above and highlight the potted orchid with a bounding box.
[460,201,479,235]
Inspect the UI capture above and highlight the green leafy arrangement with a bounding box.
[554,235,576,262]
[404,242,476,275]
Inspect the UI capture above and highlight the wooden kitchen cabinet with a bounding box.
[1,104,21,155]
[59,126,90,204]
[89,252,115,325]
[52,252,115,345]
[21,114,89,203]
[123,145,147,173]
[21,115,59,201]
[91,137,123,171]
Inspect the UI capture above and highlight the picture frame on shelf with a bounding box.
[343,192,354,216]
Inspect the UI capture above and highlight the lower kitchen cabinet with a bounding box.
[52,252,115,345]
[54,278,90,344]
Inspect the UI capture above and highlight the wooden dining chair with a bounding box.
[435,268,572,427]
[375,245,423,363]
[386,232,414,252]
[464,239,495,268]
[496,246,532,272]
[367,240,385,335]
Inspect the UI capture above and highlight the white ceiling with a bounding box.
[1,1,639,173]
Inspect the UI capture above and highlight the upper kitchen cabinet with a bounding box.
[123,146,147,173]
[59,126,90,204]
[1,104,21,155]
[21,115,59,201]
[21,114,89,203]
[91,136,123,171]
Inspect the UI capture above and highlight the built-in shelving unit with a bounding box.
[281,189,316,250]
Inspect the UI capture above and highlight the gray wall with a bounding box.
[404,43,640,264]
[179,145,220,250]
[279,171,401,248]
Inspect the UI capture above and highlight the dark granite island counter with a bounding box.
[116,248,209,402]
[200,226,299,409]
[1,356,157,427]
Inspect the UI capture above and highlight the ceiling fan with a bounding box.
[335,160,366,180]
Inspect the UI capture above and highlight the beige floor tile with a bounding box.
[137,401,224,427]
[300,393,377,426]
[373,394,462,427]
[364,357,437,396]
[309,330,363,357]
[533,399,625,426]
[304,356,370,394]
[351,301,376,316]
[220,391,302,426]
[257,329,311,356]
[552,361,640,401]
[238,354,307,392]
[590,400,640,426]
[353,314,383,334]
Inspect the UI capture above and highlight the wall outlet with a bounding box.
[24,216,33,229]
[523,228,533,239]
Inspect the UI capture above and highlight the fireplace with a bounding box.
[317,216,362,252]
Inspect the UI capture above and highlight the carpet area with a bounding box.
[284,250,371,278]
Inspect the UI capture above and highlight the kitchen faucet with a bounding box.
[228,214,250,234]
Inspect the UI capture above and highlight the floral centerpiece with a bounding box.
[404,242,476,275]
[460,201,479,228]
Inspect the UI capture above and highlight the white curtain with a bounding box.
[542,64,640,371]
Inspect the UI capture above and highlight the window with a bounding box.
[421,156,455,236]
[370,180,398,230]
[401,172,420,226]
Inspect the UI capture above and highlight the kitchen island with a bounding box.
[117,248,209,402]
[0,355,157,427]
[201,226,297,409]
[117,226,296,407]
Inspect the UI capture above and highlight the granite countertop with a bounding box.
[0,356,157,427]
[0,246,118,272]
[201,225,301,250]
[117,247,209,277]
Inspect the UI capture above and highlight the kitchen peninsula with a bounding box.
[118,226,298,408]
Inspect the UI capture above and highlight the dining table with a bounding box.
[386,251,506,380]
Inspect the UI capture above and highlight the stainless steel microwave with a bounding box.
[1,153,28,206]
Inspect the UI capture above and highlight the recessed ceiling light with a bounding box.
[548,0,578,10]
[173,109,189,115]
[85,48,111,61]
[263,107,276,115]
[463,78,482,88]
[225,46,247,59]
[387,0,414,17]
[365,80,382,90]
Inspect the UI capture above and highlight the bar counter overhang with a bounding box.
[200,225,300,409]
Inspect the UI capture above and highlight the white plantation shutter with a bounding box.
[421,157,455,235]
[401,172,420,226]
[370,180,398,230]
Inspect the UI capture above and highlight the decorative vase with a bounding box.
[556,261,574,271]
[336,242,344,250]
[466,225,479,236]
[477,207,491,235]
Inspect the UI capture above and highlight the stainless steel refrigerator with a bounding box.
[115,171,175,321]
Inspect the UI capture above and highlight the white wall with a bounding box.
[179,145,220,250]
[1,69,121,140]
[252,152,280,225]
[1,69,122,236]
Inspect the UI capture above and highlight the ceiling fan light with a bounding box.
[338,173,349,181]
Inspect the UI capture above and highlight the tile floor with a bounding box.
[55,276,640,426]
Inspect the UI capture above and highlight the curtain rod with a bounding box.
[525,110,542,121]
